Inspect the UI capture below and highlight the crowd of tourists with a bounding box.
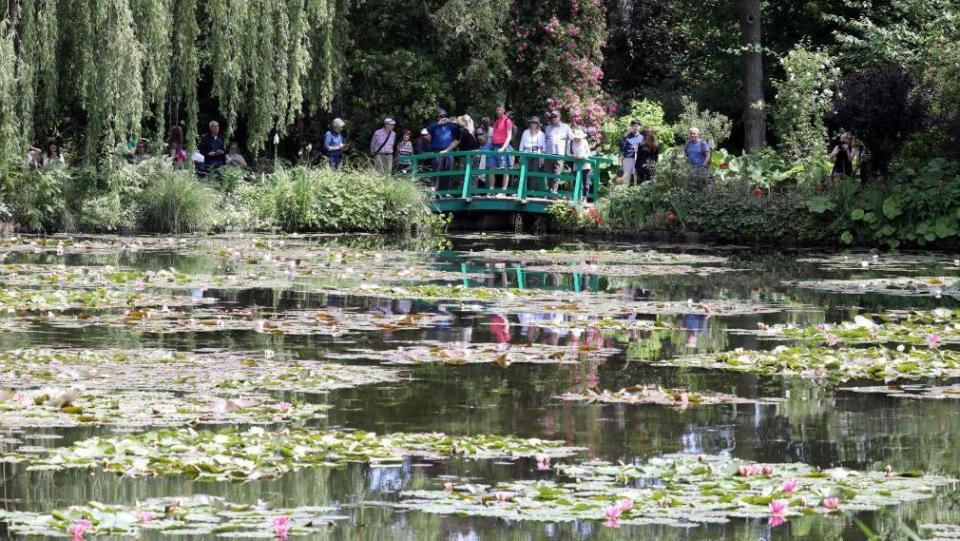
[24,104,863,191]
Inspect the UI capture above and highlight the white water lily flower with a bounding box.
[853,315,877,329]
[897,344,905,352]
[213,434,230,445]
[264,349,275,360]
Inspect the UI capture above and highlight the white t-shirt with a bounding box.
[519,129,545,153]
[544,123,573,156]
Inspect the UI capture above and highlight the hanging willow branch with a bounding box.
[0,0,345,161]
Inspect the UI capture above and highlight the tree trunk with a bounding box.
[739,0,765,150]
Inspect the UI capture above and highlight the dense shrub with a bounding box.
[846,158,960,247]
[597,184,660,230]
[250,167,433,233]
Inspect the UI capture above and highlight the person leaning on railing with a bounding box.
[571,129,593,199]
[489,104,514,190]
[519,116,545,188]
[543,111,573,193]
[425,110,461,186]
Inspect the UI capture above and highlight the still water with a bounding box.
[1,233,959,540]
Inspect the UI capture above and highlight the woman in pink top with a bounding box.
[490,104,514,190]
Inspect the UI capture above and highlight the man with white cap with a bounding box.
[543,110,573,192]
[370,118,397,175]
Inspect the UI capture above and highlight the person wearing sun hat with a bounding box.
[570,128,594,199]
[519,116,546,186]
[543,110,573,192]
[370,118,397,175]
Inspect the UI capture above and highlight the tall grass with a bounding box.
[137,169,219,233]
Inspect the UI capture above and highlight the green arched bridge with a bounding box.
[410,150,610,215]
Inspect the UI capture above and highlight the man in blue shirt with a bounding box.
[684,127,712,189]
[426,111,461,184]
[619,120,644,186]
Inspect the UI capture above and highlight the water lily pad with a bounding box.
[797,253,960,272]
[0,387,328,428]
[1,427,583,481]
[0,495,346,538]
[557,385,779,408]
[0,349,402,394]
[663,345,960,383]
[395,454,953,528]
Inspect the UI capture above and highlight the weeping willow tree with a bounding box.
[0,0,345,163]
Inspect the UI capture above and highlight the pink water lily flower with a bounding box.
[70,519,92,541]
[602,503,622,527]
[761,465,774,476]
[137,511,154,523]
[769,500,788,516]
[616,498,634,513]
[927,334,942,350]
[276,402,292,412]
[827,333,838,347]
[769,515,787,527]
[782,480,798,493]
[443,482,454,492]
[271,515,290,540]
[494,491,510,502]
[536,455,551,470]
[822,497,840,510]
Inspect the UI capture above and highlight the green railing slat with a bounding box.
[517,155,528,201]
[461,159,473,199]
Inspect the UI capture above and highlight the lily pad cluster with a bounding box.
[557,385,779,408]
[797,252,960,272]
[396,454,953,528]
[665,345,960,383]
[784,276,959,297]
[2,427,582,481]
[839,383,960,400]
[31,307,449,337]
[519,263,738,278]
[466,248,729,266]
[0,495,347,538]
[731,309,960,347]
[0,387,328,428]
[337,342,620,367]
[0,348,402,394]
[0,287,212,312]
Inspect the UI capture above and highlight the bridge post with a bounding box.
[517,155,528,202]
[573,168,583,205]
[460,158,473,200]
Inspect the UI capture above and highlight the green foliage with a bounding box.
[717,148,833,189]
[597,184,660,230]
[846,158,960,247]
[771,46,838,160]
[673,96,732,147]
[2,167,70,232]
[254,167,433,233]
[600,99,676,156]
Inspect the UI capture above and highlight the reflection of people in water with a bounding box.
[682,305,713,349]
[489,314,510,343]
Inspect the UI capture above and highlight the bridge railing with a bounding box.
[409,150,611,204]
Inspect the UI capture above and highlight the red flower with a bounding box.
[719,162,729,170]
[594,216,602,224]
[753,188,763,197]
[666,211,676,222]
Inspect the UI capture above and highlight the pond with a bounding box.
[1,233,960,540]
